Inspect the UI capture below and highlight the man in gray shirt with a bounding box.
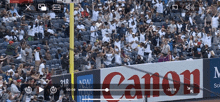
[25,44,32,63]
[161,40,170,56]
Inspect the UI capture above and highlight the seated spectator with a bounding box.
[2,14,9,23]
[8,6,20,17]
[55,49,63,60]
[135,55,145,64]
[44,49,52,60]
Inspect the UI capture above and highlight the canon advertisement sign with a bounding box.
[100,60,203,102]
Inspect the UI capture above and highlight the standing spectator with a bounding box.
[25,44,33,63]
[161,40,170,56]
[34,47,41,72]
[27,22,36,41]
[154,0,163,14]
[5,41,15,64]
[20,46,27,62]
[39,61,46,76]
[61,54,69,72]
[90,22,98,44]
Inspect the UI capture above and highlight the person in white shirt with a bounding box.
[211,14,219,30]
[18,27,25,41]
[152,0,158,5]
[129,34,139,50]
[36,22,44,39]
[117,0,126,6]
[110,21,117,32]
[158,27,166,38]
[2,15,10,23]
[49,11,56,19]
[104,50,114,67]
[76,22,86,32]
[27,22,36,41]
[125,29,132,43]
[102,34,110,43]
[8,13,16,22]
[114,38,121,50]
[144,39,152,55]
[11,27,18,35]
[92,4,99,21]
[101,25,111,37]
[39,61,46,76]
[114,50,122,66]
[154,0,163,14]
[34,47,41,72]
[140,31,146,43]
[137,43,145,57]
[90,22,98,44]
[204,33,212,47]
[177,21,183,33]
[129,21,137,34]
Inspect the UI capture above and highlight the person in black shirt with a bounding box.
[162,19,169,29]
[193,42,202,59]
[90,49,99,69]
[135,55,145,64]
[202,44,209,58]
[153,47,161,57]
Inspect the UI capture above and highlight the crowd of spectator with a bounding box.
[74,0,220,70]
[0,0,220,101]
[0,1,72,101]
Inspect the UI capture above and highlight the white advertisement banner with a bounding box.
[100,60,203,102]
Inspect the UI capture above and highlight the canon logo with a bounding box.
[102,69,200,102]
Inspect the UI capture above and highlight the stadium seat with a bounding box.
[1,65,11,72]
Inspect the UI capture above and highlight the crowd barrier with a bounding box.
[51,58,220,102]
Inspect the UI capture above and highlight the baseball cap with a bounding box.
[36,47,41,50]
[9,41,14,44]
[17,79,21,83]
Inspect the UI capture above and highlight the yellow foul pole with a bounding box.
[70,3,74,100]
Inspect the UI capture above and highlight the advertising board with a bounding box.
[204,58,220,97]
[75,69,101,102]
[100,60,203,102]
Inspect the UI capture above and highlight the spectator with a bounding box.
[34,47,41,71]
[20,46,27,62]
[25,44,33,63]
[55,49,63,60]
[135,55,144,64]
[161,40,170,56]
[61,54,69,72]
[39,60,46,76]
[44,49,52,60]
[8,6,20,17]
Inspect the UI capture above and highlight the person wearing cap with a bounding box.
[34,47,41,72]
[193,42,202,59]
[5,41,15,64]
